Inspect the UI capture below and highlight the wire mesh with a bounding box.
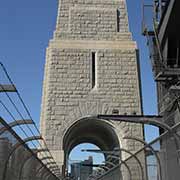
[89,120,180,180]
[0,62,61,179]
[0,117,60,180]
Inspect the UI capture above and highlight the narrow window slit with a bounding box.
[92,52,96,89]
[117,9,120,32]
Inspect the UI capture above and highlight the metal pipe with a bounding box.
[124,136,162,180]
[0,119,34,136]
[18,148,49,180]
[2,136,42,180]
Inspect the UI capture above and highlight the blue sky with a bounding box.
[0,0,158,163]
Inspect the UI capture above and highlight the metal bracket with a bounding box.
[0,119,34,136]
[0,84,17,92]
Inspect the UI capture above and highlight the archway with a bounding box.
[68,143,105,179]
[69,143,105,165]
[63,118,120,174]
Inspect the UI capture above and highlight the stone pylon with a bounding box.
[40,0,145,179]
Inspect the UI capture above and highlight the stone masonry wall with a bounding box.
[54,0,130,40]
[41,41,143,148]
[40,0,145,178]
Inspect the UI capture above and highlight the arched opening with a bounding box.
[68,143,105,179]
[69,143,105,165]
[63,118,120,177]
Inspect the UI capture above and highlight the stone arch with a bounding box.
[63,117,120,170]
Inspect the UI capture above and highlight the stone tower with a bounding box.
[40,0,144,178]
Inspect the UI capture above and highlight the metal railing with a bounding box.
[86,114,180,180]
[0,62,62,180]
[0,117,60,180]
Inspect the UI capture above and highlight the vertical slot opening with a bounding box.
[92,52,96,89]
[117,9,120,32]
